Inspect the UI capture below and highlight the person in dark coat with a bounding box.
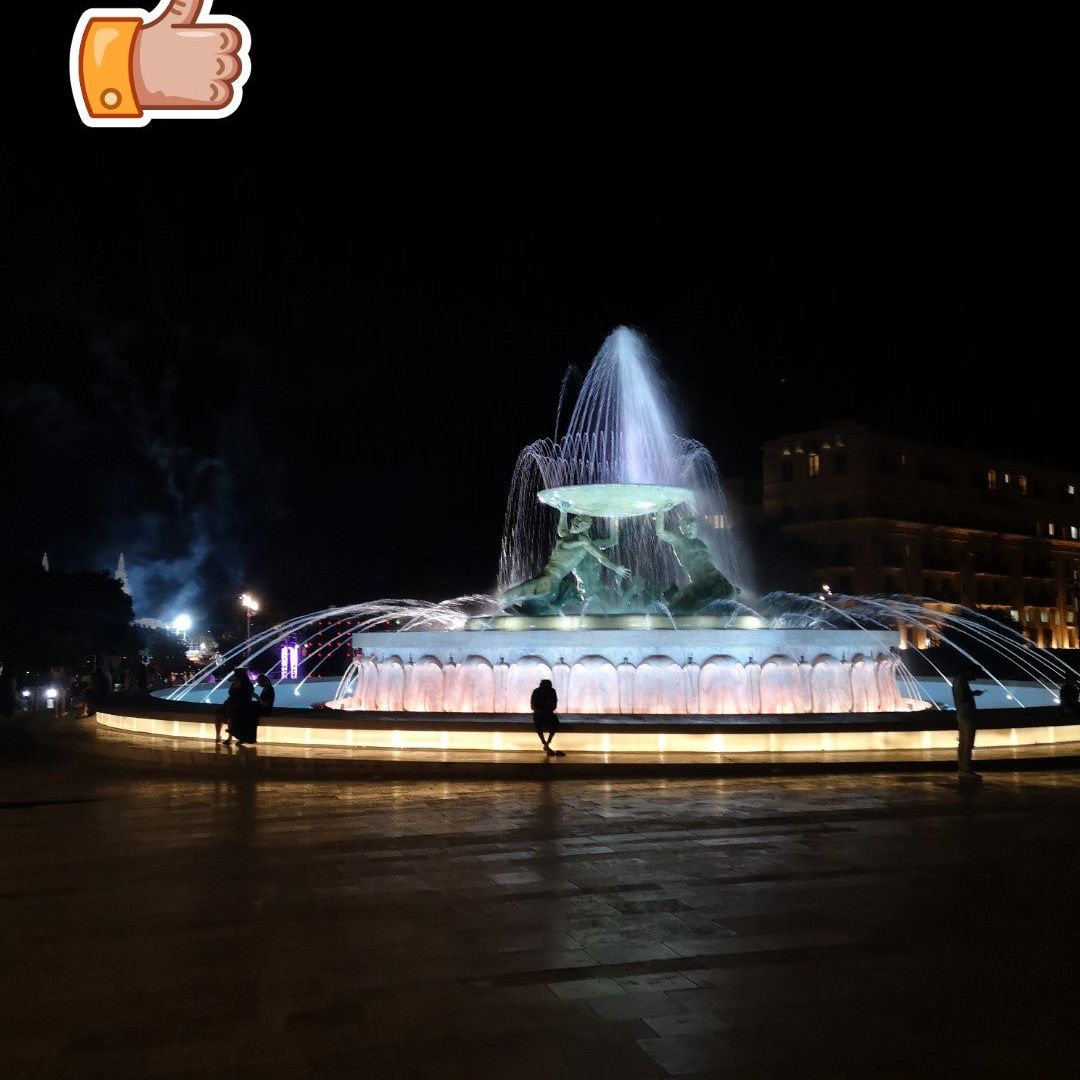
[0,663,15,718]
[951,670,983,780]
[224,668,258,746]
[85,664,109,718]
[1059,675,1080,718]
[255,674,275,716]
[530,678,563,756]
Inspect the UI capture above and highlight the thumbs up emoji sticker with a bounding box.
[71,1,251,127]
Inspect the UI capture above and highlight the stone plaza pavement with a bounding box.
[4,730,1080,1078]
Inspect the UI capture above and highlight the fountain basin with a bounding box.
[538,483,693,518]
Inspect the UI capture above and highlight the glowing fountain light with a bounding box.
[280,641,299,681]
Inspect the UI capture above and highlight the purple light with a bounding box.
[280,642,299,680]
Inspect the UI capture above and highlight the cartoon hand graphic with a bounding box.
[71,0,251,127]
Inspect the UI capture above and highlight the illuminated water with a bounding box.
[498,326,743,598]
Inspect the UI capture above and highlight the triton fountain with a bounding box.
[322,327,915,716]
[131,325,1079,760]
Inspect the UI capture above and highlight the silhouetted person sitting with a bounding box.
[951,670,984,780]
[1060,675,1080,718]
[530,678,564,756]
[256,673,275,716]
[224,668,258,746]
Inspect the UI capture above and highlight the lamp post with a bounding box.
[239,593,260,656]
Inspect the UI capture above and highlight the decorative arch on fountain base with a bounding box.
[329,629,925,716]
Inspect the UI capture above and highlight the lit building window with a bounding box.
[1009,609,1020,622]
[1070,485,1077,496]
[1004,472,1011,484]
[1041,610,1050,624]
[1072,526,1079,541]
[987,470,997,491]
[808,452,820,477]
[1019,475,1028,495]
[1049,523,1057,537]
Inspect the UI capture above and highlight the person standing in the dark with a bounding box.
[1059,674,1080,718]
[0,663,15,719]
[530,678,563,756]
[951,670,983,780]
[85,663,109,718]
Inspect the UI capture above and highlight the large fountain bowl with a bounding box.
[538,483,693,518]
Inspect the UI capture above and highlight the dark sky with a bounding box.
[5,8,1078,627]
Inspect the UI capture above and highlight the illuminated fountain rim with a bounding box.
[538,483,694,518]
[99,678,1080,760]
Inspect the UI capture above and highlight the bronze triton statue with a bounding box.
[500,511,630,614]
[654,511,738,613]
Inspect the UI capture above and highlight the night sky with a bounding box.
[5,8,1077,629]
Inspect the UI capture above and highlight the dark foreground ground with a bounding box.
[4,723,1080,1079]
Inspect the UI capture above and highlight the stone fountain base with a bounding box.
[329,628,924,715]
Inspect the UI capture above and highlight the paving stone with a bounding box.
[5,737,1080,1078]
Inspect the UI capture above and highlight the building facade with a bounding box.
[762,423,1080,648]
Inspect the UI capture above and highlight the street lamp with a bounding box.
[239,593,260,653]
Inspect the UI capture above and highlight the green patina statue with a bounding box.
[563,520,628,612]
[655,511,739,613]
[501,511,631,615]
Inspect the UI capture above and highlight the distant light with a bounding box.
[239,593,260,613]
[45,688,58,700]
[173,614,193,633]
[21,689,30,698]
